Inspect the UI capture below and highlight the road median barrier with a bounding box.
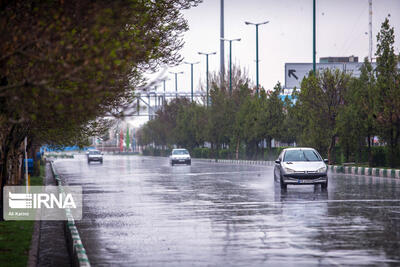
[50,161,90,267]
[194,158,274,166]
[329,164,400,179]
[196,159,400,178]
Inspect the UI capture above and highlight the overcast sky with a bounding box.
[132,0,400,127]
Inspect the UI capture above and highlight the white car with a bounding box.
[87,150,103,164]
[170,149,191,166]
[274,147,328,190]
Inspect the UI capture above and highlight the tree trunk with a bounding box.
[367,134,373,167]
[389,127,395,168]
[0,124,29,221]
[235,137,240,160]
[345,144,350,162]
[328,135,336,165]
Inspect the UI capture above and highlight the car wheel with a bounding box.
[100,160,103,164]
[280,176,287,190]
[171,162,174,166]
[280,182,287,190]
[321,182,328,190]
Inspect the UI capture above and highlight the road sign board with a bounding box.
[284,62,377,89]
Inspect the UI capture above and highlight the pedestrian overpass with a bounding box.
[134,90,207,119]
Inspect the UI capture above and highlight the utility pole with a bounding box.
[245,20,269,95]
[154,86,157,109]
[220,0,225,81]
[169,71,183,99]
[198,51,217,107]
[184,61,200,102]
[24,137,28,192]
[162,78,169,105]
[313,0,316,74]
[369,0,373,62]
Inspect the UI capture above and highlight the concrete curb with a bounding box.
[194,158,274,166]
[27,214,41,267]
[329,165,400,179]
[50,162,91,267]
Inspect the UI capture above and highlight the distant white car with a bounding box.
[170,149,191,166]
[274,147,328,190]
[87,150,103,164]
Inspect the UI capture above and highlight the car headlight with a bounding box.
[317,167,327,173]
[283,167,295,174]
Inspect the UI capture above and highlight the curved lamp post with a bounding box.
[184,61,200,102]
[198,51,216,107]
[169,71,184,99]
[221,38,241,95]
[245,20,269,95]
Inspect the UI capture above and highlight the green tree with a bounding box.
[374,17,400,167]
[262,83,285,149]
[236,94,259,158]
[337,58,376,164]
[175,103,207,150]
[206,65,251,158]
[207,85,234,158]
[296,69,351,163]
[0,0,200,219]
[280,94,299,145]
[231,85,252,159]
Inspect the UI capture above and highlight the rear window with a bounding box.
[172,149,189,155]
[283,150,321,162]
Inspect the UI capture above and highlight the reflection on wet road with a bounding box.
[54,155,400,266]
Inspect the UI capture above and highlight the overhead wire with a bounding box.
[339,4,368,56]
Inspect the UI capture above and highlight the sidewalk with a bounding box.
[35,163,71,266]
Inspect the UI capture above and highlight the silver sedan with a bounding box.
[274,147,328,190]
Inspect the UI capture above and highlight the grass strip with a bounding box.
[0,165,44,267]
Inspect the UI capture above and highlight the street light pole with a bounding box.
[198,51,216,107]
[245,20,269,95]
[161,78,170,104]
[184,61,200,102]
[221,38,241,95]
[169,71,183,99]
[313,0,316,73]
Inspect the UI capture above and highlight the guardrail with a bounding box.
[49,162,91,267]
[195,159,400,179]
[194,158,275,166]
[329,165,400,179]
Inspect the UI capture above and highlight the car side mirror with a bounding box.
[324,159,329,164]
[275,159,281,164]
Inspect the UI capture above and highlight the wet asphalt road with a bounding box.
[54,155,400,266]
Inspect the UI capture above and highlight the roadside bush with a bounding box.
[332,145,400,167]
[370,146,387,167]
[218,149,230,159]
[142,147,171,156]
[191,148,203,158]
[190,147,211,158]
[263,148,283,161]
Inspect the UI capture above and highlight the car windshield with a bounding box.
[172,149,189,155]
[89,151,101,155]
[283,150,321,162]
